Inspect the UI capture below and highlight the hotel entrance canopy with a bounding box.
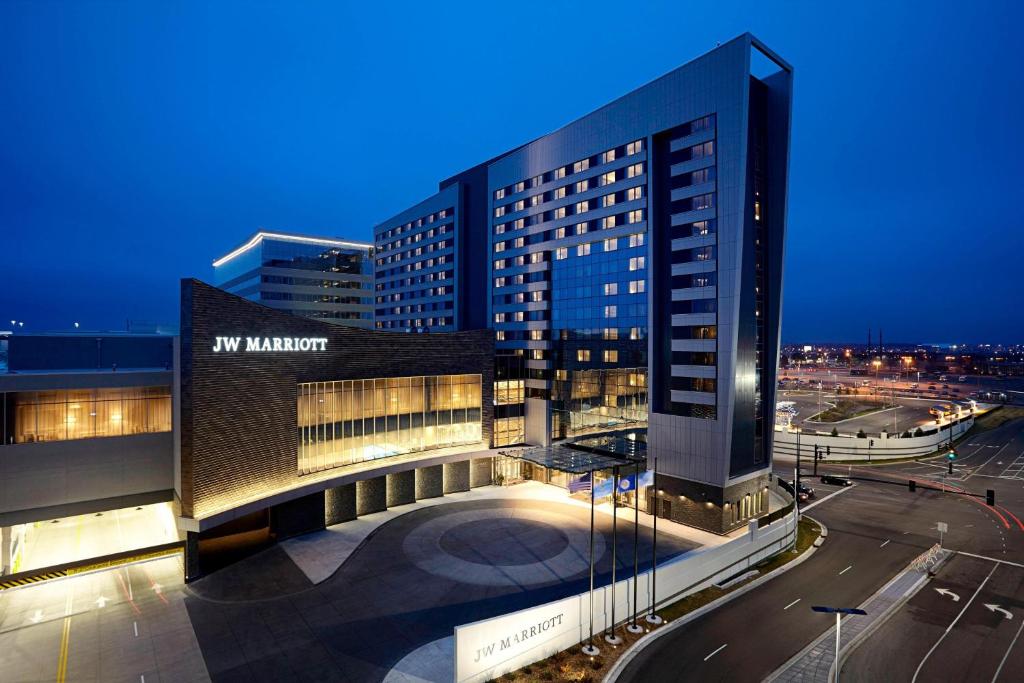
[504,432,646,474]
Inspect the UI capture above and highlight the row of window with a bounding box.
[261,292,369,305]
[377,300,453,316]
[493,139,644,202]
[493,210,645,258]
[494,168,645,219]
[375,270,452,292]
[375,254,450,278]
[494,184,644,232]
[262,275,369,290]
[376,286,448,304]
[376,238,453,266]
[495,326,645,342]
[377,207,453,243]
[375,316,451,329]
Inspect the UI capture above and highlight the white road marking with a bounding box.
[992,619,1024,683]
[784,598,801,610]
[913,564,999,682]
[839,565,852,575]
[95,596,108,608]
[984,604,1013,620]
[704,643,727,661]
[28,609,42,624]
[880,539,891,548]
[935,588,960,601]
[133,621,139,637]
[801,484,856,511]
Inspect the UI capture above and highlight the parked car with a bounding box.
[821,475,853,487]
[910,383,919,389]
[796,482,816,499]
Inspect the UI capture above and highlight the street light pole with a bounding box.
[811,606,867,683]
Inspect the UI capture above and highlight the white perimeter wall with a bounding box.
[453,509,797,683]
[772,417,972,461]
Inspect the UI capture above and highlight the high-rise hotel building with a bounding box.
[374,34,791,531]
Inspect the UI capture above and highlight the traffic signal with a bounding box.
[987,489,996,506]
[947,450,957,460]
[826,445,830,458]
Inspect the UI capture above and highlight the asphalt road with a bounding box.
[780,389,938,435]
[617,418,1024,683]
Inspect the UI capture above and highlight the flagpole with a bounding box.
[582,469,600,656]
[605,466,622,645]
[646,455,662,625]
[627,460,643,634]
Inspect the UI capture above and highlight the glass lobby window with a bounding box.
[297,374,483,475]
[14,387,171,443]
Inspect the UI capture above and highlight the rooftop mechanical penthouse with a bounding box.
[374,34,792,532]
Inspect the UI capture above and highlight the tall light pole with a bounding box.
[627,460,643,634]
[582,470,600,656]
[646,456,662,625]
[811,606,867,683]
[605,466,622,645]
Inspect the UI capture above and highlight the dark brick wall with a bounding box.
[270,491,326,540]
[443,461,470,494]
[386,471,415,507]
[325,484,356,526]
[652,471,770,534]
[356,476,386,515]
[470,457,494,488]
[179,279,494,519]
[416,465,443,499]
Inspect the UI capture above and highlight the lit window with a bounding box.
[600,171,616,186]
[513,237,525,248]
[573,159,590,173]
[494,242,505,253]
[602,149,616,164]
[556,247,568,260]
[603,350,619,362]
[629,279,645,294]
[532,175,543,187]
[494,259,506,269]
[626,139,643,155]
[577,243,591,256]
[604,305,617,318]
[513,218,525,230]
[555,227,566,239]
[515,181,525,193]
[530,330,543,340]
[604,238,618,252]
[555,167,566,179]
[576,222,588,235]
[627,186,643,201]
[496,330,506,341]
[628,209,644,224]
[602,194,616,208]
[554,207,567,219]
[603,327,618,340]
[576,179,589,193]
[514,199,525,211]
[629,233,644,247]
[530,349,544,360]
[494,206,506,217]
[529,252,544,264]
[494,313,506,323]
[602,215,617,229]
[555,186,567,199]
[531,194,542,207]
[577,349,591,362]
[629,256,645,271]
[627,163,644,178]
[630,327,641,340]
[604,282,618,295]
[575,201,589,214]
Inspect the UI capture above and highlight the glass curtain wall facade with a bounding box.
[297,374,482,474]
[213,233,374,327]
[11,386,171,443]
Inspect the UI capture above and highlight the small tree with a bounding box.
[831,427,839,437]
[902,430,912,438]
[857,429,867,439]
[914,427,924,437]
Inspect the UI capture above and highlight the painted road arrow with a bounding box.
[985,604,1013,620]
[95,596,109,608]
[935,588,960,602]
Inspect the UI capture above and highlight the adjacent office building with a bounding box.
[213,231,374,328]
[373,34,792,531]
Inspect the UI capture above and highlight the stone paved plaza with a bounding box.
[183,495,696,682]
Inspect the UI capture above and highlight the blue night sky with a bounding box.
[2,1,1021,343]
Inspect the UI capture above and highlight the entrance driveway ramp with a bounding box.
[766,546,952,682]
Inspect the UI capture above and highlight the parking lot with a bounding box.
[778,389,941,436]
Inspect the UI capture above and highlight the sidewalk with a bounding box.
[281,480,733,584]
[766,548,951,682]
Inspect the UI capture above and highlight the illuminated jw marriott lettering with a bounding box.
[212,336,328,353]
